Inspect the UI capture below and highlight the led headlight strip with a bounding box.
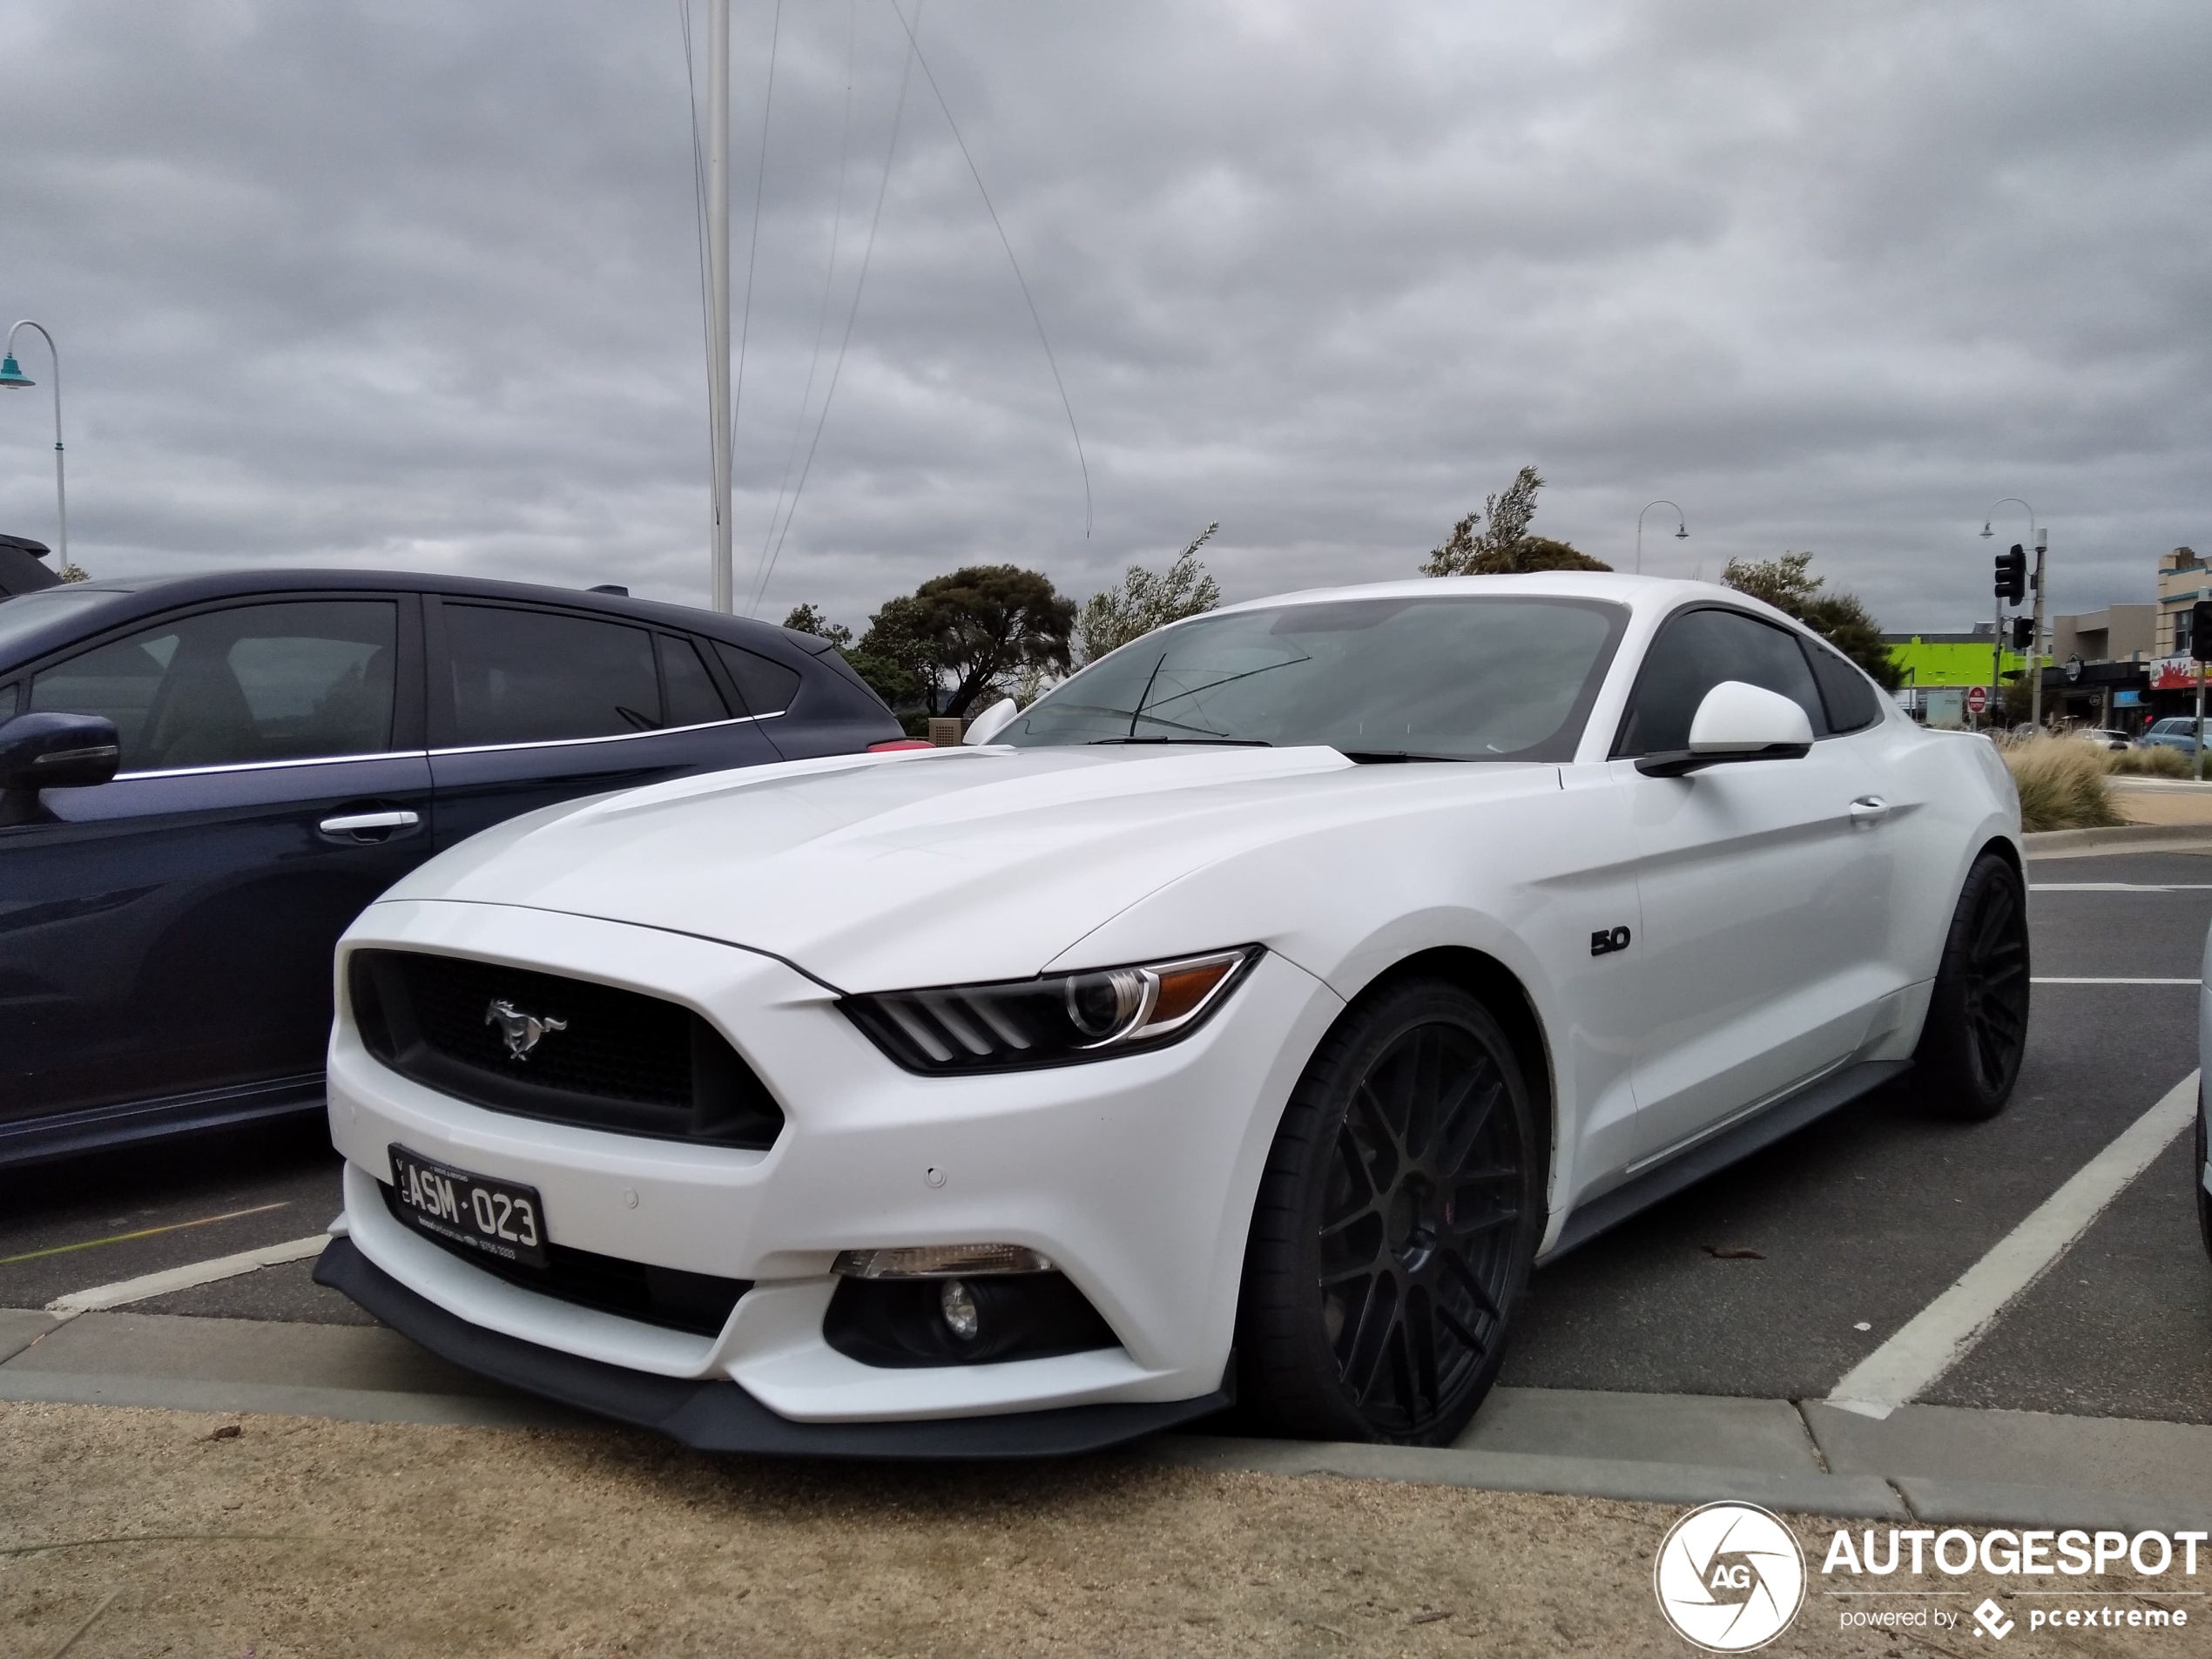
[840,946,1261,1074]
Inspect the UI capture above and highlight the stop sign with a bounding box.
[1966,685,1989,716]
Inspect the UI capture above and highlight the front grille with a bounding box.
[350,949,783,1150]
[381,1183,750,1336]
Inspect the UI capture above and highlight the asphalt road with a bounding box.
[3,846,2208,1421]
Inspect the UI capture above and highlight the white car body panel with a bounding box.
[322,572,2021,1430]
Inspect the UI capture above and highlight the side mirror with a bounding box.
[1636,681,1813,778]
[962,696,1021,745]
[0,711,122,825]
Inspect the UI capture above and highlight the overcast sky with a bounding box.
[0,1,2204,635]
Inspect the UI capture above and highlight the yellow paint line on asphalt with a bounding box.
[0,1203,290,1269]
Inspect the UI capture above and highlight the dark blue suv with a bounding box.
[0,570,901,1164]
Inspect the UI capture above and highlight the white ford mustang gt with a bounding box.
[314,573,2027,1454]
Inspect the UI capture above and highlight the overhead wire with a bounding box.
[885,0,1092,540]
[678,1,718,515]
[732,0,786,480]
[746,0,923,615]
[746,0,859,618]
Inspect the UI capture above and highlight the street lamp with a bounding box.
[1979,498,2040,730]
[1636,500,1688,575]
[0,320,67,571]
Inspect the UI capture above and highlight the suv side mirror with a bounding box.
[1636,681,1814,778]
[962,697,1021,745]
[0,711,122,826]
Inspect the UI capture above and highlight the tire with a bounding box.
[1911,852,2030,1121]
[1235,978,1544,1446]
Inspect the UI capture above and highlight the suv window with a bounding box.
[29,600,398,772]
[1801,634,1881,733]
[659,635,729,727]
[713,641,801,717]
[445,605,662,746]
[1615,607,1827,757]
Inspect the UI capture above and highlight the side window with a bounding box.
[1615,608,1827,757]
[1800,634,1881,733]
[29,600,397,772]
[444,605,660,746]
[713,641,802,717]
[659,635,728,727]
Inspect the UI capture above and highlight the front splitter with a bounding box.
[314,1237,1230,1459]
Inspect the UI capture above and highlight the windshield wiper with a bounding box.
[1087,736,1273,747]
[1338,750,1473,764]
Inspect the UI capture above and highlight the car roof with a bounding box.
[1210,571,1804,631]
[0,567,823,672]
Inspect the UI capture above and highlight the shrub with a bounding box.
[2108,744,2191,778]
[2001,735,2124,832]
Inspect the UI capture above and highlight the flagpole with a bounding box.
[706,0,734,611]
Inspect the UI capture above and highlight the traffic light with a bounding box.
[1994,543,2027,605]
[2010,616,2033,651]
[2192,599,2212,664]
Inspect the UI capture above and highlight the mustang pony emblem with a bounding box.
[485,998,567,1062]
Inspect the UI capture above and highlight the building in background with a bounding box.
[1882,624,2021,725]
[2155,548,2207,658]
[2041,604,2155,730]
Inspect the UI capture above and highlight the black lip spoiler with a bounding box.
[314,1236,1229,1459]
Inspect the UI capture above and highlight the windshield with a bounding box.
[0,586,128,659]
[1002,595,1626,761]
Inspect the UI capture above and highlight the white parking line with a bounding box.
[2031,977,2197,985]
[44,1234,329,1320]
[1825,1070,2199,1420]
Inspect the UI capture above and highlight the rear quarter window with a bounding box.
[1800,635,1882,733]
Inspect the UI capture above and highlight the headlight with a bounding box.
[840,947,1259,1074]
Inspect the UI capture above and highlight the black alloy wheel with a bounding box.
[1912,853,2030,1121]
[1238,980,1542,1446]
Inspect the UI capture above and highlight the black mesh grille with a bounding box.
[381,1183,750,1336]
[351,949,783,1150]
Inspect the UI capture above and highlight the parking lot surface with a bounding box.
[3,846,2208,1435]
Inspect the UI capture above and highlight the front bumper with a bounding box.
[324,899,1341,1437]
[312,1236,1229,1456]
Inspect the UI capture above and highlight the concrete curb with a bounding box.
[1893,1476,2212,1533]
[1138,1433,1910,1519]
[0,1368,584,1431]
[2024,824,2212,854]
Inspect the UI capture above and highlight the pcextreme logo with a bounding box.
[1653,1502,1808,1651]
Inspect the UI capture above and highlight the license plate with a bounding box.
[388,1144,548,1270]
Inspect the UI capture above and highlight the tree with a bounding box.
[1420,466,1610,576]
[779,603,852,650]
[1720,551,1905,691]
[1077,523,1224,663]
[856,565,1076,719]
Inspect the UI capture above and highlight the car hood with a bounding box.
[376,745,1547,990]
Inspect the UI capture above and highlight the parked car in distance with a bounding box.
[0,569,902,1165]
[2071,727,2134,751]
[313,572,2026,1455]
[2141,717,2205,756]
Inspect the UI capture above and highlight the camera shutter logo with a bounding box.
[1653,1502,1806,1651]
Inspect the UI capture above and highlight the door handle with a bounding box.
[1848,795,1891,825]
[319,809,421,836]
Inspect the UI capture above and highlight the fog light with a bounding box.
[940,1278,981,1341]
[833,1244,1055,1279]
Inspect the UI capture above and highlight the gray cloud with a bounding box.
[0,0,2204,637]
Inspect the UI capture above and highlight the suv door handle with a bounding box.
[1848,795,1891,825]
[319,809,421,838]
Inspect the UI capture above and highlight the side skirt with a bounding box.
[0,1074,325,1169]
[1540,1058,1912,1264]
